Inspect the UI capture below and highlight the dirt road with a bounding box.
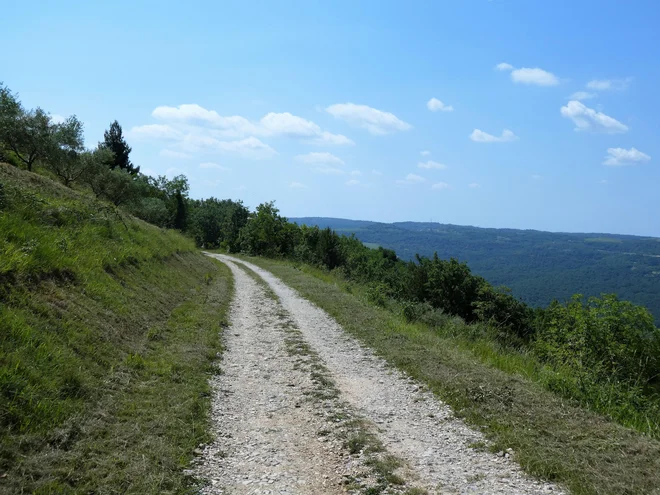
[195,254,563,494]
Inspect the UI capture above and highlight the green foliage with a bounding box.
[534,294,660,386]
[46,115,86,186]
[100,120,139,174]
[187,197,249,250]
[238,201,292,256]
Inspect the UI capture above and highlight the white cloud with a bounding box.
[470,128,518,143]
[418,160,448,170]
[372,169,383,176]
[199,162,231,171]
[586,78,632,91]
[326,103,412,135]
[427,98,454,112]
[160,149,190,159]
[396,173,426,184]
[511,67,559,86]
[313,167,345,175]
[311,131,355,146]
[603,147,651,166]
[468,183,481,188]
[495,62,514,71]
[143,103,352,153]
[560,101,628,134]
[346,179,360,186]
[350,170,362,176]
[166,167,184,177]
[496,63,559,86]
[569,91,597,101]
[295,151,344,165]
[431,182,450,190]
[289,181,307,189]
[50,114,66,124]
[420,150,431,157]
[218,137,277,157]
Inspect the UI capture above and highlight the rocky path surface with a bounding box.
[196,254,564,495]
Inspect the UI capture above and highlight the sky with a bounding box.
[3,0,660,236]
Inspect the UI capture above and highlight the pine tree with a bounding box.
[101,120,139,174]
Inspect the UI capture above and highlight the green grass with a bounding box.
[0,165,233,493]
[240,256,660,495]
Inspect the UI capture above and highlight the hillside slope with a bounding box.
[0,164,232,493]
[292,217,660,321]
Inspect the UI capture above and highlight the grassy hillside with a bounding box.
[292,217,660,322]
[0,164,232,493]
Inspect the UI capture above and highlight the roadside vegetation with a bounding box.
[239,256,660,495]
[0,163,233,493]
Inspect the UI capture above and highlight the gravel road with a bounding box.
[195,254,564,495]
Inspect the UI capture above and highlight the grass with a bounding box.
[240,256,660,495]
[0,165,234,493]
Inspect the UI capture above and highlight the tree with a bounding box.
[0,83,23,164]
[82,146,139,205]
[100,120,139,174]
[0,101,53,172]
[47,116,86,186]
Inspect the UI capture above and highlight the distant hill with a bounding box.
[291,217,660,322]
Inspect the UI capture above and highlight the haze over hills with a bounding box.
[292,217,660,322]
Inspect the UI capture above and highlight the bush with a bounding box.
[534,294,660,386]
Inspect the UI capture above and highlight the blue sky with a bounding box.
[4,0,659,235]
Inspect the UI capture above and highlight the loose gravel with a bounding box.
[197,254,565,494]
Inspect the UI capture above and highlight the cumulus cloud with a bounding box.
[199,162,231,171]
[50,114,66,124]
[372,169,383,176]
[135,103,352,158]
[420,150,431,157]
[326,103,412,135]
[396,173,426,185]
[431,182,450,190]
[570,91,597,101]
[603,147,651,166]
[511,67,559,86]
[418,160,448,170]
[495,62,514,71]
[350,170,362,176]
[470,129,518,143]
[295,151,344,165]
[586,78,632,91]
[496,63,559,86]
[427,98,454,112]
[468,183,481,188]
[346,179,360,186]
[289,181,307,189]
[560,101,628,134]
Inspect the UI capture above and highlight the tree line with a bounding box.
[2,82,659,430]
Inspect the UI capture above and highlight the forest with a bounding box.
[293,217,660,323]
